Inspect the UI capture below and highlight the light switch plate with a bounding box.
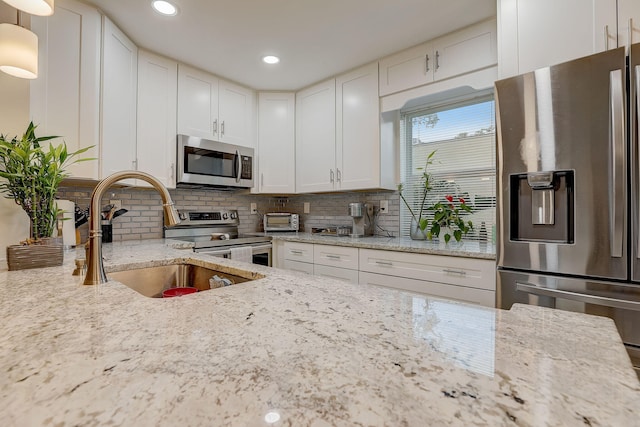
[380,200,388,214]
[250,203,257,215]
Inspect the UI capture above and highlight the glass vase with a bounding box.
[409,218,428,240]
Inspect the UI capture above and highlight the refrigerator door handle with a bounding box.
[610,69,625,258]
[515,282,640,311]
[636,64,640,259]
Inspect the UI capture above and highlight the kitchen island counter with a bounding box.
[0,240,637,426]
[260,232,496,260]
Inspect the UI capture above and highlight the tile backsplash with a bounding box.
[57,185,400,243]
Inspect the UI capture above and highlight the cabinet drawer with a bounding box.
[283,259,314,275]
[283,242,314,263]
[359,272,495,307]
[313,244,359,270]
[314,265,359,283]
[359,249,495,291]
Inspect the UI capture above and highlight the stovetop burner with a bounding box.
[164,210,271,250]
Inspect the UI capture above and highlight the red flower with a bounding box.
[459,197,465,204]
[445,195,454,202]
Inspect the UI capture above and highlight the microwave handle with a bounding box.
[234,150,241,183]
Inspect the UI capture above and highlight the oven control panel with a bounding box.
[174,210,239,226]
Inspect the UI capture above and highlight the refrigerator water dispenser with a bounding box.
[509,170,575,243]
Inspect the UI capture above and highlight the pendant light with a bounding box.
[0,10,38,79]
[1,0,54,16]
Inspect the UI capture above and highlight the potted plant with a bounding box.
[398,150,473,242]
[0,122,92,270]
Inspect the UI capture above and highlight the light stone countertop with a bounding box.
[1,239,638,426]
[254,232,497,260]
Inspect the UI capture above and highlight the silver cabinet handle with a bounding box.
[435,50,440,71]
[604,25,610,50]
[326,254,341,260]
[610,69,625,258]
[336,168,341,182]
[375,260,393,267]
[330,169,334,183]
[221,120,225,136]
[213,119,218,135]
[443,268,466,276]
[261,172,264,190]
[170,163,175,180]
[425,54,430,72]
[516,282,640,311]
[290,250,303,255]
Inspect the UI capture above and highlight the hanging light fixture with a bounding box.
[0,10,38,79]
[1,0,54,16]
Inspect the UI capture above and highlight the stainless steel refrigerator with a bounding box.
[495,44,640,376]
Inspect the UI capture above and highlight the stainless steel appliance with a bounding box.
[164,210,272,266]
[263,213,299,232]
[176,135,254,189]
[496,44,640,375]
[348,202,374,237]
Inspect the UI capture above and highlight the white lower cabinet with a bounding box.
[277,241,496,305]
[359,249,496,307]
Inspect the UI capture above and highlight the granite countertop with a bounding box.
[255,232,497,260]
[1,240,638,426]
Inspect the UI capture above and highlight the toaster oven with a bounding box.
[264,213,299,232]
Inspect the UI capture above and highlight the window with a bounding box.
[399,94,496,240]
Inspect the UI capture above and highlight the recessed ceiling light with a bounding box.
[152,0,178,16]
[262,55,280,65]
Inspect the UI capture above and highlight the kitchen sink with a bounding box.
[108,262,257,298]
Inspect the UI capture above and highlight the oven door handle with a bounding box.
[516,282,640,311]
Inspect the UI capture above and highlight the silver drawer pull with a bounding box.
[326,254,341,259]
[443,268,466,276]
[375,261,393,267]
[290,250,304,255]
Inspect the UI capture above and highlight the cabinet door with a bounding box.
[618,0,640,47]
[218,80,255,147]
[313,244,359,270]
[433,18,497,82]
[295,79,336,193]
[500,0,617,77]
[101,16,137,178]
[256,92,295,193]
[177,64,219,140]
[314,264,359,283]
[30,0,101,179]
[136,50,177,188]
[378,42,433,96]
[283,241,314,263]
[336,63,382,191]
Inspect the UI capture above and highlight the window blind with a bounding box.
[399,95,496,241]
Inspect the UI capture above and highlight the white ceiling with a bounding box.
[84,0,496,91]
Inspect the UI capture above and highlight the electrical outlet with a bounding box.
[109,199,122,210]
[250,203,258,215]
[380,200,389,214]
[304,202,310,214]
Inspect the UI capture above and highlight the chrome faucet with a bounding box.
[82,170,181,286]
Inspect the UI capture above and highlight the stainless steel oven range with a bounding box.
[164,210,272,266]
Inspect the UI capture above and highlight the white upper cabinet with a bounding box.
[177,65,255,148]
[100,16,138,178]
[618,0,640,48]
[379,18,497,96]
[177,64,219,140]
[30,0,101,179]
[255,92,295,194]
[336,62,393,191]
[295,79,336,193]
[218,80,255,147]
[136,50,177,188]
[498,0,618,78]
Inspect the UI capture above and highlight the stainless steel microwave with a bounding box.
[176,135,254,189]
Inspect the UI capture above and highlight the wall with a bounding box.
[57,185,401,244]
[0,3,32,269]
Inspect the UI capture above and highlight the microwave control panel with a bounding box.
[241,156,252,179]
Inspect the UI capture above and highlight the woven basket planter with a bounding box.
[7,238,64,271]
